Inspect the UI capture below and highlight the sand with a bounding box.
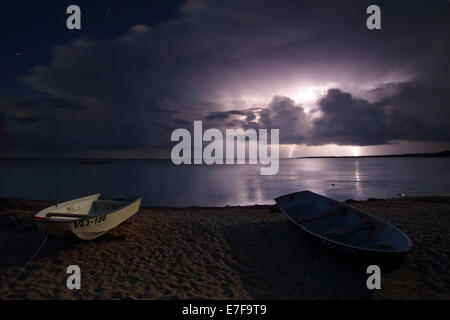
[0,196,449,299]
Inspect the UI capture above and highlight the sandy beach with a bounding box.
[0,196,449,300]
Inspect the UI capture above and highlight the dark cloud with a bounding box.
[199,82,450,147]
[16,97,88,110]
[172,118,191,126]
[206,110,248,120]
[201,96,309,143]
[246,96,309,143]
[309,89,395,145]
[369,80,450,141]
[1,0,449,155]
[308,86,450,146]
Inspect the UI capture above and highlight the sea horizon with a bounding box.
[2,157,449,207]
[1,149,449,161]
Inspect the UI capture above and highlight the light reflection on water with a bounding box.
[354,160,362,198]
[0,158,449,207]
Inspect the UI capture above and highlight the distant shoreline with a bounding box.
[294,150,450,159]
[0,150,449,161]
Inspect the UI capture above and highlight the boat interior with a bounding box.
[276,191,411,252]
[35,194,132,221]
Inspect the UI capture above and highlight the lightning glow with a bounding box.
[289,144,296,158]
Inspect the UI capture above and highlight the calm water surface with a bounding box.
[1,158,449,206]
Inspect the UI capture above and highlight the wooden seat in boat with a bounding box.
[320,220,374,238]
[296,207,346,224]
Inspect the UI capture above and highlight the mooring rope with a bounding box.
[24,234,48,266]
[5,233,48,295]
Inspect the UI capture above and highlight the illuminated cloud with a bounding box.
[0,0,449,156]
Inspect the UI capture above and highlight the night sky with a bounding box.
[1,0,450,158]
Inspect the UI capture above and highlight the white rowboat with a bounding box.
[34,194,142,240]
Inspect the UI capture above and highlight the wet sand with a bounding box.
[0,196,449,299]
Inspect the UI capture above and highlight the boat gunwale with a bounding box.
[275,190,413,254]
[33,196,142,223]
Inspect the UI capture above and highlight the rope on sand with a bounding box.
[24,234,48,266]
[5,234,48,295]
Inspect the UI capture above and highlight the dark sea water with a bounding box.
[1,158,449,207]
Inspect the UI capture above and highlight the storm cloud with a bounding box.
[1,0,449,156]
[307,87,449,146]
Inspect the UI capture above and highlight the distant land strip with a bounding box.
[294,150,450,159]
[0,150,449,160]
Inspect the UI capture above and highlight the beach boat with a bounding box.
[34,194,142,240]
[275,191,412,269]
